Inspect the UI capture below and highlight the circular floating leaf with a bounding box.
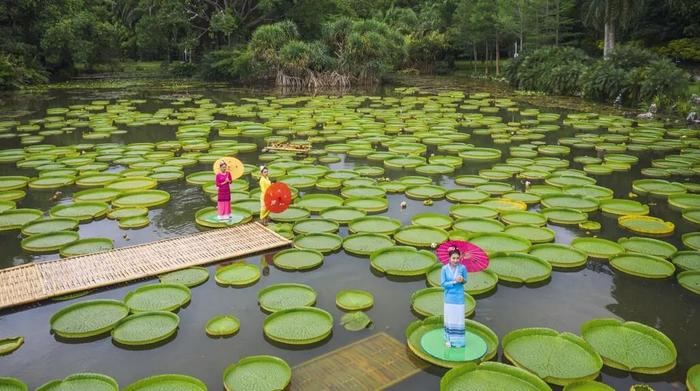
[107,207,148,220]
[459,147,502,162]
[0,336,23,356]
[340,311,372,331]
[60,238,113,257]
[411,213,452,229]
[370,246,437,276]
[581,318,677,374]
[215,263,261,285]
[632,179,686,197]
[348,216,401,234]
[273,248,324,271]
[292,218,339,234]
[504,225,555,244]
[124,283,191,312]
[441,362,551,391]
[223,355,291,391]
[450,204,498,219]
[668,193,700,210]
[563,381,613,391]
[257,283,317,312]
[263,307,333,345]
[342,233,394,256]
[36,373,118,391]
[341,185,386,199]
[112,311,179,346]
[21,231,79,253]
[687,364,700,391]
[336,289,374,310]
[684,209,700,225]
[503,327,603,386]
[319,206,366,224]
[571,238,624,259]
[73,188,122,203]
[469,232,532,254]
[159,267,209,287]
[529,244,587,268]
[618,215,674,236]
[195,206,251,228]
[542,208,588,225]
[683,232,700,251]
[610,253,675,279]
[106,177,157,191]
[411,287,475,317]
[671,251,700,271]
[21,217,78,236]
[406,185,446,200]
[541,194,599,212]
[50,299,129,338]
[50,202,108,221]
[296,194,344,212]
[489,252,552,283]
[112,190,170,208]
[124,374,206,391]
[0,377,27,391]
[343,197,388,212]
[501,211,547,226]
[600,199,649,216]
[394,225,448,247]
[406,316,499,368]
[446,188,490,204]
[0,208,43,231]
[0,176,29,191]
[618,237,677,259]
[270,206,310,222]
[205,315,240,336]
[293,232,342,253]
[28,175,75,189]
[678,270,700,295]
[119,215,150,229]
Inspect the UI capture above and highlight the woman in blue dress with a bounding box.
[440,247,468,348]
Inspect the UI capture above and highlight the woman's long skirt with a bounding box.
[443,303,465,348]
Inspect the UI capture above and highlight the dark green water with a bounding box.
[0,83,697,390]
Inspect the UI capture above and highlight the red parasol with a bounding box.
[435,240,489,272]
[264,182,292,213]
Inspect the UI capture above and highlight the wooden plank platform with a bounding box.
[290,332,428,391]
[0,222,290,309]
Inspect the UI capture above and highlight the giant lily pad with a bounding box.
[450,204,499,219]
[257,283,317,312]
[618,237,677,259]
[678,270,700,295]
[296,194,344,212]
[453,217,504,233]
[600,199,649,216]
[446,188,490,204]
[488,252,552,283]
[671,251,700,271]
[336,289,374,310]
[0,208,43,231]
[106,177,157,191]
[215,263,261,285]
[618,215,674,236]
[343,197,388,212]
[112,190,171,208]
[124,374,206,391]
[571,238,624,259]
[20,217,78,236]
[124,283,191,312]
[0,176,29,191]
[348,216,401,234]
[0,377,27,391]
[411,212,453,229]
[541,194,599,212]
[112,311,179,346]
[562,380,613,391]
[21,231,79,252]
[668,193,700,210]
[72,188,122,203]
[632,179,687,197]
[687,364,700,391]
[411,287,475,317]
[50,202,109,221]
[405,185,446,200]
[319,206,366,224]
[273,248,324,271]
[205,315,240,336]
[370,246,437,276]
[541,208,588,225]
[223,355,291,391]
[0,336,23,356]
[292,218,339,234]
[580,318,677,374]
[36,373,118,391]
[293,232,342,253]
[529,244,588,268]
[683,232,700,251]
[340,311,372,331]
[159,267,209,287]
[263,307,333,345]
[440,362,552,391]
[342,233,394,256]
[502,327,603,386]
[504,225,555,243]
[501,211,547,226]
[28,176,75,189]
[469,232,532,254]
[610,253,675,278]
[394,225,449,247]
[270,206,311,222]
[50,299,129,338]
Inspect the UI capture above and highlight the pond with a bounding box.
[0,81,698,390]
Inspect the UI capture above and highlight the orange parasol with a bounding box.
[213,157,244,179]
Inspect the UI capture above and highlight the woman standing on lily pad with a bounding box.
[215,161,232,220]
[441,247,467,348]
[259,166,271,225]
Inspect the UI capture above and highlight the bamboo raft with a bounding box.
[262,142,311,154]
[290,332,427,390]
[0,222,290,310]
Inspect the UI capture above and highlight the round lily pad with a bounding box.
[542,208,588,225]
[205,315,240,336]
[273,248,324,271]
[195,206,251,228]
[406,316,499,368]
[1,209,41,232]
[106,177,157,191]
[571,238,624,259]
[257,283,317,312]
[0,377,27,391]
[504,225,555,243]
[73,188,123,203]
[440,361,551,391]
[21,217,79,236]
[677,270,700,295]
[270,206,311,222]
[348,216,401,234]
[671,251,700,271]
[124,374,206,391]
[446,188,490,204]
[450,204,499,219]
[215,263,261,285]
[293,232,342,253]
[501,211,547,226]
[50,299,129,338]
[0,336,23,356]
[124,283,191,312]
[296,194,344,212]
[581,318,677,374]
[112,190,171,208]
[618,215,674,236]
[21,231,79,253]
[343,197,388,212]
[541,194,599,212]
[112,311,179,346]
[223,355,291,391]
[336,289,374,310]
[159,267,209,287]
[668,193,700,210]
[469,233,532,254]
[340,311,373,331]
[319,206,366,224]
[683,232,700,251]
[107,207,148,220]
[411,287,476,317]
[411,213,453,229]
[36,373,118,391]
[406,185,447,200]
[610,253,675,279]
[529,244,588,268]
[263,307,333,345]
[488,252,552,283]
[632,179,687,197]
[119,215,150,229]
[684,208,700,224]
[563,380,614,391]
[600,199,649,216]
[28,175,75,189]
[370,246,437,276]
[60,238,114,257]
[503,327,603,386]
[292,218,339,234]
[394,225,449,247]
[687,364,700,391]
[618,237,677,259]
[50,202,109,221]
[342,233,394,256]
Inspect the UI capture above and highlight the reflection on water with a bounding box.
[0,83,697,390]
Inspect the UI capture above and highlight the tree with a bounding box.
[583,0,645,58]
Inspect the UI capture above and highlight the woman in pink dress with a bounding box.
[216,161,232,220]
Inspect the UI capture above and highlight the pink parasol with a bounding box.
[435,240,489,272]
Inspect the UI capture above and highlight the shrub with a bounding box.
[198,48,254,82]
[165,61,197,77]
[655,38,700,62]
[580,61,630,102]
[0,53,48,89]
[505,46,589,95]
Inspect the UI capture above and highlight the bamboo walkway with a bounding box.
[290,333,427,390]
[0,222,290,310]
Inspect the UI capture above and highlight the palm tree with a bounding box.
[583,0,644,59]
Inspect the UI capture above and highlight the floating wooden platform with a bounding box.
[0,222,290,310]
[290,332,427,390]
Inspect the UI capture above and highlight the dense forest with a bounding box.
[1,0,699,105]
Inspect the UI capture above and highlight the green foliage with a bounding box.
[0,54,47,89]
[406,31,451,73]
[655,38,700,62]
[199,48,254,82]
[580,61,629,101]
[249,21,299,74]
[506,46,589,95]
